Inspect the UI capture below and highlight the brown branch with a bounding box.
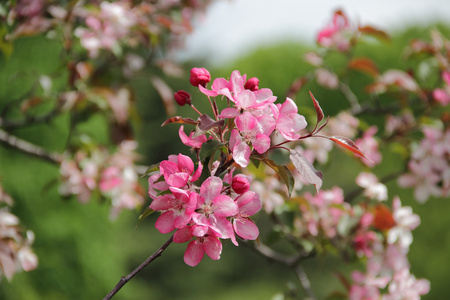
[103,234,174,300]
[0,129,63,164]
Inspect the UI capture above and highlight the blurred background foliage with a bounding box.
[0,23,449,300]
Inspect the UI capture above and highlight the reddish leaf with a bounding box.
[373,204,396,231]
[289,150,323,192]
[329,136,370,161]
[161,116,198,127]
[359,25,390,42]
[348,57,379,77]
[309,91,324,124]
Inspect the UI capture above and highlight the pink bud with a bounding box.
[231,175,250,194]
[189,67,211,87]
[244,77,259,91]
[174,90,191,106]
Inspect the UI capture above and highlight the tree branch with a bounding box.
[0,129,63,164]
[103,234,174,300]
[0,107,60,130]
[295,264,317,300]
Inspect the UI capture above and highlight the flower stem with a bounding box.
[103,234,174,300]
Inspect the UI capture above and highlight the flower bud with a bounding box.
[231,175,250,194]
[244,77,259,91]
[174,90,191,106]
[190,67,211,87]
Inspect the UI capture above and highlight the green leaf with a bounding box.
[199,139,225,163]
[136,207,155,227]
[141,163,160,177]
[262,158,295,197]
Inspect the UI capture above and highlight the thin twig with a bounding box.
[339,81,361,114]
[103,234,174,300]
[0,128,63,164]
[295,264,317,300]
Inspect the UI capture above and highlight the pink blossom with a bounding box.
[159,154,202,188]
[272,98,307,141]
[191,176,239,240]
[232,191,261,243]
[317,10,352,51]
[384,269,430,300]
[150,187,196,234]
[174,226,222,267]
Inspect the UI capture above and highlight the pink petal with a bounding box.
[174,213,191,229]
[177,154,194,175]
[191,224,209,237]
[210,215,234,239]
[236,112,256,131]
[252,134,271,154]
[200,176,223,204]
[279,97,298,115]
[191,164,203,183]
[236,192,262,216]
[149,195,172,211]
[155,211,176,233]
[218,108,240,118]
[229,129,240,153]
[159,160,178,177]
[232,139,251,168]
[235,90,257,109]
[167,172,189,188]
[173,226,193,243]
[184,240,204,267]
[203,237,222,260]
[179,126,206,148]
[234,218,259,240]
[213,195,239,217]
[198,84,218,97]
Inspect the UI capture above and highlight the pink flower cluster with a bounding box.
[148,154,261,266]
[197,70,307,167]
[0,185,38,281]
[349,197,429,300]
[316,10,354,51]
[398,126,450,202]
[59,140,144,218]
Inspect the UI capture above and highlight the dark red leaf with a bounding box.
[329,136,370,161]
[309,91,324,124]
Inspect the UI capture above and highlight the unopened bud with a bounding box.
[232,175,250,194]
[190,67,211,87]
[244,77,259,91]
[174,90,191,106]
